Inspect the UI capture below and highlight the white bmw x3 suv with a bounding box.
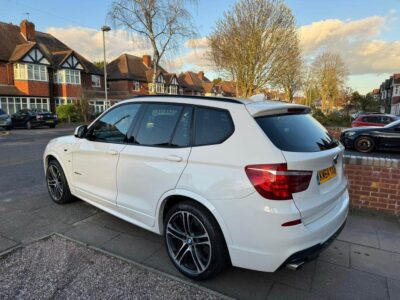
[43,95,349,280]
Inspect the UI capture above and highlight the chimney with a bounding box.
[143,55,151,68]
[198,71,204,80]
[20,19,35,41]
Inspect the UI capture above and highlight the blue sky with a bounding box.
[1,0,399,94]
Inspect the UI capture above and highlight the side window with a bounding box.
[88,104,141,143]
[135,103,183,146]
[171,106,193,147]
[381,116,391,124]
[194,107,234,146]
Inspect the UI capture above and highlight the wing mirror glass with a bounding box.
[74,125,88,138]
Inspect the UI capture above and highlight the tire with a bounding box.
[355,136,375,153]
[164,201,229,280]
[5,125,12,131]
[26,121,32,129]
[46,159,74,204]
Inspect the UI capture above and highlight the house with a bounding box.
[106,54,181,100]
[0,19,104,115]
[390,74,400,115]
[178,71,208,95]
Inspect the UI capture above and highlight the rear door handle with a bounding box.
[108,149,119,155]
[165,155,183,162]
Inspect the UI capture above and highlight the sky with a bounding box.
[0,0,399,94]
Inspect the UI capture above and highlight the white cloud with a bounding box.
[299,12,400,75]
[46,27,152,62]
[184,37,209,49]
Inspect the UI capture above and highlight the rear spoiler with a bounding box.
[250,107,311,118]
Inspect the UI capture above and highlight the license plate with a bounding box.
[317,166,337,185]
[45,120,54,123]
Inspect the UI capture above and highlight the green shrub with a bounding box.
[56,104,82,123]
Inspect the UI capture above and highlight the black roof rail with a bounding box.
[129,94,244,104]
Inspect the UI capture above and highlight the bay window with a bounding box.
[14,63,48,81]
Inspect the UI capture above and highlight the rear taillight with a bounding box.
[245,163,312,200]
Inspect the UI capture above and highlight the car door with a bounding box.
[116,103,192,227]
[12,110,26,127]
[72,103,142,207]
[379,124,400,150]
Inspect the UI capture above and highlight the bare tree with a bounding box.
[272,34,302,102]
[302,64,317,106]
[109,0,196,93]
[311,52,348,112]
[208,0,297,97]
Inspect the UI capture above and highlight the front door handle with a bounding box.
[165,155,183,162]
[108,149,119,155]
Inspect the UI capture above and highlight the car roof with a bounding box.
[120,95,308,117]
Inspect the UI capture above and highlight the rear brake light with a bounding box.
[245,163,312,200]
[287,108,309,114]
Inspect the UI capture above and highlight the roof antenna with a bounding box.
[25,12,30,20]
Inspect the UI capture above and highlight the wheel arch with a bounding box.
[156,190,233,247]
[44,152,73,189]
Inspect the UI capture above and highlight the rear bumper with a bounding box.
[213,188,349,272]
[33,120,58,127]
[279,220,346,269]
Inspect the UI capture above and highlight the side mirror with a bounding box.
[74,125,88,138]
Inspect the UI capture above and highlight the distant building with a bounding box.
[379,74,400,115]
[0,19,104,115]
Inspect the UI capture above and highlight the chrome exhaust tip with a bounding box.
[286,261,305,271]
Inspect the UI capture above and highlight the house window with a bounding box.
[156,83,164,94]
[168,85,178,94]
[54,69,81,84]
[133,81,140,91]
[395,86,400,96]
[14,63,48,81]
[91,75,101,87]
[0,97,49,114]
[55,98,77,107]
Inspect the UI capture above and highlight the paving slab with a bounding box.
[350,244,400,281]
[0,235,18,253]
[319,240,350,267]
[201,267,274,300]
[267,283,326,300]
[311,261,388,300]
[377,230,400,254]
[101,233,163,263]
[269,260,316,291]
[338,225,380,248]
[388,278,400,300]
[0,235,225,300]
[63,223,121,247]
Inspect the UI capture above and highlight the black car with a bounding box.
[340,119,400,153]
[12,108,58,129]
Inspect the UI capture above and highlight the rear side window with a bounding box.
[256,114,338,152]
[135,103,183,146]
[194,107,234,146]
[171,106,193,147]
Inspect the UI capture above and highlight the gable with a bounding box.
[22,47,50,65]
[156,73,165,83]
[62,55,83,70]
[171,77,178,85]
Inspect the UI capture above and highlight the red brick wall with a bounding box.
[108,80,149,100]
[53,84,82,98]
[14,80,50,96]
[0,62,9,85]
[346,164,400,216]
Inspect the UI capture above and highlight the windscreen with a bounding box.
[256,113,339,152]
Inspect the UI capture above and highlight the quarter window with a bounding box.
[88,104,141,143]
[135,104,183,146]
[194,107,234,146]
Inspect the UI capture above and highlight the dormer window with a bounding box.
[14,63,48,82]
[54,69,81,84]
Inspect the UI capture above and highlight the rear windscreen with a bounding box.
[256,114,338,152]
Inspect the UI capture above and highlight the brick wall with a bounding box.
[345,161,400,216]
[53,84,82,98]
[14,80,50,97]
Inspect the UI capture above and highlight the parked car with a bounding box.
[351,113,399,128]
[341,119,400,153]
[12,108,58,129]
[0,108,12,130]
[43,95,348,280]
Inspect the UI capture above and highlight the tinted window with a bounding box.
[363,116,379,123]
[256,114,338,152]
[0,109,5,115]
[135,104,183,146]
[171,106,193,147]
[194,107,234,146]
[88,104,141,143]
[380,116,392,124]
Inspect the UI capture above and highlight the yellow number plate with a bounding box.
[317,166,337,185]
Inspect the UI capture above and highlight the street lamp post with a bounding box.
[101,25,111,109]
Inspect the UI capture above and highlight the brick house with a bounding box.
[378,74,400,115]
[0,20,104,115]
[107,54,182,100]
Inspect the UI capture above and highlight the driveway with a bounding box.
[0,126,399,299]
